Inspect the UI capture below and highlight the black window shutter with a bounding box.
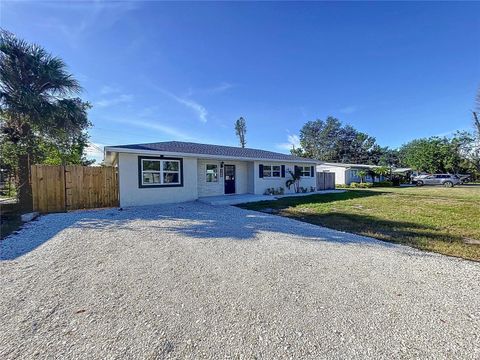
[259,164,264,178]
[294,165,299,174]
[311,166,315,177]
[281,165,285,177]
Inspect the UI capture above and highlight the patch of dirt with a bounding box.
[463,238,480,245]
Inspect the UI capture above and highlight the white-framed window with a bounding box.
[140,158,181,187]
[263,165,281,178]
[206,164,219,182]
[350,169,358,178]
[299,166,311,177]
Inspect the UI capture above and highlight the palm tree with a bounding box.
[357,170,367,183]
[286,167,302,193]
[235,117,247,148]
[0,30,85,210]
[374,166,391,182]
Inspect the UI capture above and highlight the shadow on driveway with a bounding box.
[0,201,438,261]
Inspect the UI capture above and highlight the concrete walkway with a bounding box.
[198,190,345,205]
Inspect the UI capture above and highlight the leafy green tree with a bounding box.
[0,30,91,210]
[235,117,247,148]
[453,130,479,178]
[297,116,379,163]
[399,137,463,173]
[290,146,305,157]
[375,147,400,167]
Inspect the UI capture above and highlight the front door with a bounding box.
[224,165,236,194]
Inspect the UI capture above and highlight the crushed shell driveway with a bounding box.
[0,202,479,359]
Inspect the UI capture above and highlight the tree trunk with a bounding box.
[18,153,33,212]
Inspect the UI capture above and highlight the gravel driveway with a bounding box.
[1,202,479,359]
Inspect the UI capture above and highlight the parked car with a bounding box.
[457,175,471,184]
[413,174,460,187]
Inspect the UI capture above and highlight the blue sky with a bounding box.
[2,1,479,162]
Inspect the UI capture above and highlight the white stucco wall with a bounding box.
[196,160,249,197]
[317,165,385,185]
[118,153,198,207]
[317,165,346,185]
[345,169,355,185]
[117,151,317,205]
[253,161,316,195]
[247,162,255,194]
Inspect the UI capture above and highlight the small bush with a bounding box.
[264,187,285,195]
[373,181,393,187]
[349,182,373,188]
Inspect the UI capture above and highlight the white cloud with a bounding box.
[186,82,234,96]
[31,1,138,46]
[276,134,301,151]
[99,85,120,95]
[433,128,468,138]
[207,82,234,93]
[95,94,133,108]
[175,96,208,123]
[339,106,357,114]
[161,90,208,123]
[111,118,197,141]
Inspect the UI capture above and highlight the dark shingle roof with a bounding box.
[108,141,316,162]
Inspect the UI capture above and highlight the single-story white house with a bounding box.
[104,141,320,207]
[316,162,388,185]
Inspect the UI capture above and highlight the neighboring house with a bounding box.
[392,167,412,177]
[104,141,319,207]
[316,162,387,185]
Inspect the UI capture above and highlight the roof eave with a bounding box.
[104,146,320,164]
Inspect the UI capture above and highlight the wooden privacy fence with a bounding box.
[316,172,335,190]
[31,165,118,213]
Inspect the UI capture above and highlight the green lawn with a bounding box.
[239,186,480,261]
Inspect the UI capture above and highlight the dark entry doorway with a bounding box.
[224,165,236,194]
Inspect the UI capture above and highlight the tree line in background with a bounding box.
[0,30,92,209]
[292,97,480,178]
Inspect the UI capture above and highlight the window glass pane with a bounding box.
[143,160,160,171]
[206,164,218,182]
[267,165,281,177]
[163,161,179,171]
[143,172,160,184]
[163,172,179,184]
[301,166,310,177]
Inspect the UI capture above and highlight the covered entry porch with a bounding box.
[197,159,254,197]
